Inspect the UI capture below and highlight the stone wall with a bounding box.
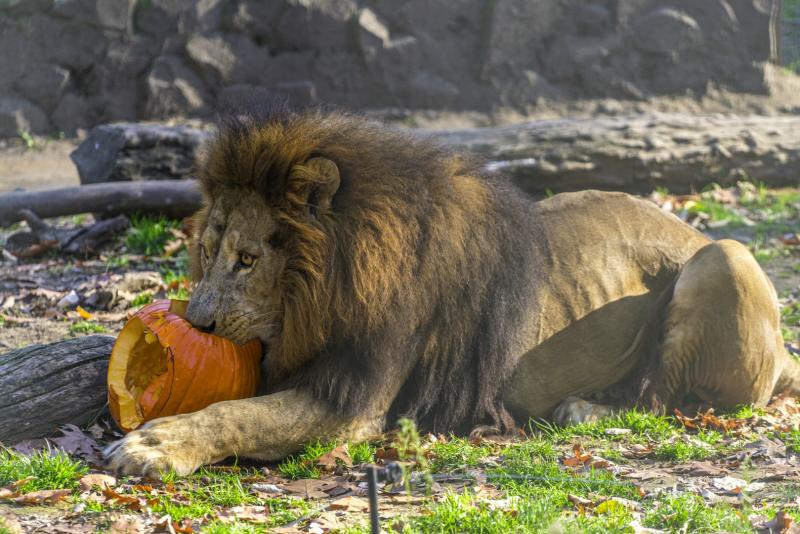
[0,0,780,138]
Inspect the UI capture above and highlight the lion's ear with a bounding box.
[303,157,340,216]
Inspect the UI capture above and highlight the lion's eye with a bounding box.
[238,252,256,268]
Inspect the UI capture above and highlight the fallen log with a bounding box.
[0,180,202,227]
[71,114,800,194]
[0,335,115,444]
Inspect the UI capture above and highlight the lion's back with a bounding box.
[504,190,710,417]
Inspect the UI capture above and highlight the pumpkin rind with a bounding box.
[107,300,262,432]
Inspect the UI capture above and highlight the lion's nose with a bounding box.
[197,320,217,334]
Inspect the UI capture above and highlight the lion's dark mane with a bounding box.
[195,104,543,433]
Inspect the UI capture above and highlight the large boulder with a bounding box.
[13,63,71,112]
[145,55,210,119]
[0,97,49,137]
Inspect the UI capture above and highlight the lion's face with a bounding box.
[185,193,287,346]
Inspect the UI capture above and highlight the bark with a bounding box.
[0,180,202,227]
[0,335,114,444]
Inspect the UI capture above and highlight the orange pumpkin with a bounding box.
[107,300,262,432]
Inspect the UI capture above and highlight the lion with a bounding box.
[104,106,800,477]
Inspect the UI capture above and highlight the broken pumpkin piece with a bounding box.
[107,299,262,432]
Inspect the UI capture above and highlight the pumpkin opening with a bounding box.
[108,316,174,432]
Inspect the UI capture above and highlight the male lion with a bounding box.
[105,107,800,476]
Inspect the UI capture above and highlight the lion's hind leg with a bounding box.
[649,239,785,409]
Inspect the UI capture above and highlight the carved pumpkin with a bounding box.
[107,299,262,432]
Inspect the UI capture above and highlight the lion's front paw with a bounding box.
[103,414,215,478]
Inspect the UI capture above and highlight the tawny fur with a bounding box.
[104,107,800,477]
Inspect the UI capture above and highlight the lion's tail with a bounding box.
[774,351,800,397]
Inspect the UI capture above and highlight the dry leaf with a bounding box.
[109,516,146,534]
[328,496,370,512]
[317,444,353,470]
[14,489,72,505]
[103,487,144,510]
[282,479,338,499]
[75,306,93,320]
[52,424,103,463]
[79,473,117,491]
[217,505,271,523]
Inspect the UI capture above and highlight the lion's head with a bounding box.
[186,105,531,433]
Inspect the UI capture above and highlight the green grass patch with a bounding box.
[68,321,110,336]
[276,440,374,478]
[349,441,376,464]
[0,448,87,493]
[277,440,335,479]
[429,438,494,471]
[643,493,751,532]
[531,409,678,443]
[130,291,153,308]
[151,495,213,521]
[161,266,191,300]
[126,215,180,256]
[654,440,711,461]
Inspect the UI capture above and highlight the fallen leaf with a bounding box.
[376,447,400,462]
[52,424,103,463]
[217,505,271,523]
[328,495,370,512]
[712,475,747,494]
[13,489,71,505]
[79,473,117,491]
[103,487,144,510]
[75,306,93,320]
[283,479,338,499]
[109,516,146,534]
[317,444,353,470]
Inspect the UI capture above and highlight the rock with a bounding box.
[44,21,107,71]
[51,92,90,133]
[230,0,283,39]
[216,84,277,111]
[57,290,80,309]
[185,33,238,85]
[145,55,210,119]
[0,97,49,137]
[275,0,358,53]
[574,4,610,35]
[630,8,703,55]
[13,63,71,112]
[0,0,53,15]
[50,0,132,30]
[273,80,317,106]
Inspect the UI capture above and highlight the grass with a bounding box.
[161,265,192,300]
[531,409,677,442]
[276,440,376,479]
[130,291,153,308]
[654,440,711,461]
[126,215,181,256]
[68,321,109,336]
[0,448,87,493]
[643,494,752,533]
[277,440,334,479]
